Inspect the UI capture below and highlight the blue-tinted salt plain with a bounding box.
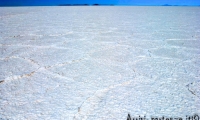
[0,6,200,119]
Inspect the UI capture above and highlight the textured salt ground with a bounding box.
[0,6,200,119]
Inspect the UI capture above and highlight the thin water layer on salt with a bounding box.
[0,6,200,119]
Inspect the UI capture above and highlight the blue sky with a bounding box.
[0,0,200,6]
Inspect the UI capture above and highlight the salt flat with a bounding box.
[0,6,200,119]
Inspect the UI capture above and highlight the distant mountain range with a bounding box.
[58,4,114,6]
[58,4,200,6]
[162,4,190,6]
[0,3,199,7]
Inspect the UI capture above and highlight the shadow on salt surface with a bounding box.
[48,58,129,87]
[0,57,38,81]
[150,47,187,60]
[20,47,85,67]
[73,79,132,120]
[166,39,200,49]
[75,75,199,119]
[90,47,133,63]
[0,72,81,119]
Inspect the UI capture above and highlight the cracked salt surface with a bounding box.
[0,6,200,119]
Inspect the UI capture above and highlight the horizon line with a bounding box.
[0,4,200,7]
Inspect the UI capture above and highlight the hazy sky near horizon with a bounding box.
[0,0,200,6]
